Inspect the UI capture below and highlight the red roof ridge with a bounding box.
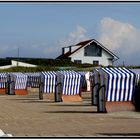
[76,39,93,46]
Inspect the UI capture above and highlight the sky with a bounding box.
[0,2,140,65]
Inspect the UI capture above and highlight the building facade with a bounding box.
[56,39,119,66]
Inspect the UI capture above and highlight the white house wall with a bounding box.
[70,47,113,66]
[64,47,69,54]
[0,60,37,69]
[64,45,81,53]
[71,45,81,52]
[12,60,37,67]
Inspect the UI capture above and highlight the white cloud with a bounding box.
[98,17,139,57]
[43,25,90,58]
[97,17,140,65]
[58,25,89,47]
[33,25,89,58]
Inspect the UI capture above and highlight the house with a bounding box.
[56,39,119,66]
[0,60,37,69]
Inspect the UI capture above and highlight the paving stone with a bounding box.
[0,92,140,137]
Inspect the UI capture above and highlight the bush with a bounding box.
[0,58,11,66]
[15,58,78,67]
[0,66,58,72]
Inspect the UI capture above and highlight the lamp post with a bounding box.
[17,47,19,67]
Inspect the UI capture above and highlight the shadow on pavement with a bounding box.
[50,104,91,106]
[8,98,55,103]
[98,133,140,136]
[44,110,98,113]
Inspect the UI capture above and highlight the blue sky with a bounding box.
[0,2,140,65]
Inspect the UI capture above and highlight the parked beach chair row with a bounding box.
[0,69,139,113]
[0,71,92,98]
[39,71,83,102]
[0,72,40,95]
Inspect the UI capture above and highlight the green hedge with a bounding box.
[6,58,79,67]
[0,58,11,66]
[0,66,58,72]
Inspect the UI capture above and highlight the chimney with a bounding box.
[69,46,71,53]
[62,48,64,54]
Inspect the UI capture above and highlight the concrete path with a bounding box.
[0,90,140,137]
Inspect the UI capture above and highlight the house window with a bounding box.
[84,43,102,57]
[93,61,99,66]
[74,60,82,64]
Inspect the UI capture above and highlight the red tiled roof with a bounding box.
[56,51,71,59]
[56,39,93,59]
[76,39,93,46]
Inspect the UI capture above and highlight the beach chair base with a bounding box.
[43,93,54,100]
[15,89,28,95]
[106,101,135,113]
[62,95,82,102]
[27,87,39,93]
[0,89,6,94]
[81,88,87,92]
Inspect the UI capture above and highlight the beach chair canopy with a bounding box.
[130,69,140,85]
[0,73,8,88]
[40,71,56,93]
[99,67,136,102]
[10,72,28,90]
[78,71,94,89]
[24,72,41,88]
[58,71,81,95]
[78,71,87,89]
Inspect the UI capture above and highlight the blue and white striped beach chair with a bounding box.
[91,69,101,106]
[25,72,41,88]
[10,72,28,95]
[40,71,56,94]
[97,67,136,112]
[78,71,87,91]
[130,68,140,111]
[39,71,57,100]
[57,71,82,102]
[0,73,8,94]
[130,69,140,85]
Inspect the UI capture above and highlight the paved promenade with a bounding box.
[0,89,140,137]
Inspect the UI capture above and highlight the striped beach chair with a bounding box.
[130,69,140,85]
[5,73,15,95]
[10,72,28,95]
[130,68,140,111]
[91,69,101,106]
[78,72,87,92]
[54,71,63,102]
[97,67,136,112]
[25,72,41,88]
[39,71,57,100]
[57,71,82,102]
[0,73,8,94]
[79,71,93,92]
